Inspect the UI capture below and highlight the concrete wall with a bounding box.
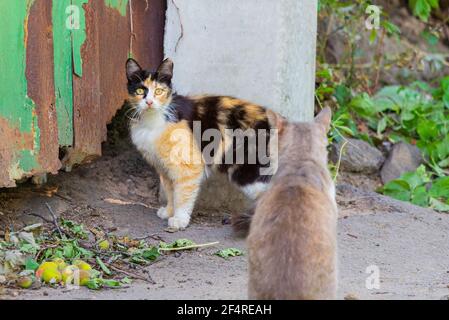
[164,0,317,121]
[163,0,318,212]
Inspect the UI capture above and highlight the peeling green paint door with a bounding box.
[0,0,165,188]
[52,0,74,146]
[0,0,41,185]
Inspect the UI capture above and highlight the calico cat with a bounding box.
[125,58,278,230]
[247,107,338,300]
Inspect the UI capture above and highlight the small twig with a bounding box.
[53,193,73,202]
[104,198,157,210]
[106,263,154,284]
[371,29,386,93]
[92,249,133,258]
[102,284,131,290]
[28,212,52,224]
[45,203,63,238]
[35,244,60,261]
[134,233,162,241]
[333,139,348,183]
[158,241,220,252]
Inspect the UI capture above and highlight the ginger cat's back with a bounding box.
[247,107,338,300]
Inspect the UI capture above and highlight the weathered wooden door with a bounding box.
[0,0,165,187]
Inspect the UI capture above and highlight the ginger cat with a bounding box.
[247,107,338,300]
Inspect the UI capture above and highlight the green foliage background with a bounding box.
[317,0,449,211]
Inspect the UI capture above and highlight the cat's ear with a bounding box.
[156,58,174,83]
[267,110,286,135]
[126,58,142,81]
[314,107,332,133]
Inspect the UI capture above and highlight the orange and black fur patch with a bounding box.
[169,95,274,186]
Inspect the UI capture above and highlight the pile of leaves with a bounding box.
[0,214,235,292]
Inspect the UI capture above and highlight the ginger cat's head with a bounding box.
[125,58,174,116]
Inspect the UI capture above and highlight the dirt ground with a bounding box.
[1,134,449,300]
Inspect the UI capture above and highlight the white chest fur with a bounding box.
[130,111,167,166]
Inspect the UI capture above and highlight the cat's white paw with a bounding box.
[157,207,171,220]
[168,214,190,230]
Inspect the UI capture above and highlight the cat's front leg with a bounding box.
[157,174,174,220]
[168,174,203,230]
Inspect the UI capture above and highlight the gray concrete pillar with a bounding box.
[163,0,318,212]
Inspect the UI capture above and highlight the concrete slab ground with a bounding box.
[1,144,448,300]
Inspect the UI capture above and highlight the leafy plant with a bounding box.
[381,165,449,211]
[61,219,88,239]
[409,0,440,22]
[215,248,244,259]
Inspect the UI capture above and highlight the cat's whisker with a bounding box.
[124,105,145,122]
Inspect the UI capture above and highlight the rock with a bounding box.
[380,142,423,184]
[344,293,359,300]
[330,139,385,174]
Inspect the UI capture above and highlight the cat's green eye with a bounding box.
[154,88,164,96]
[136,88,145,95]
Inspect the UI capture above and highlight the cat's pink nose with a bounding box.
[146,100,153,107]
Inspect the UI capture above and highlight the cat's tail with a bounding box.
[232,207,255,237]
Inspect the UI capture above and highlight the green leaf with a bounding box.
[63,243,74,259]
[401,165,430,190]
[349,93,376,119]
[382,180,412,202]
[95,256,111,275]
[427,0,440,8]
[369,29,378,44]
[417,119,438,141]
[101,279,121,287]
[160,239,196,250]
[429,176,449,199]
[377,117,388,135]
[20,243,37,254]
[316,66,333,80]
[334,85,351,106]
[61,219,88,239]
[142,246,160,261]
[86,278,102,290]
[429,197,449,212]
[174,239,196,247]
[443,91,449,109]
[438,158,449,168]
[441,76,449,92]
[411,186,429,207]
[215,248,244,259]
[121,277,132,285]
[409,0,432,22]
[24,257,39,271]
[382,21,401,36]
[421,29,439,46]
